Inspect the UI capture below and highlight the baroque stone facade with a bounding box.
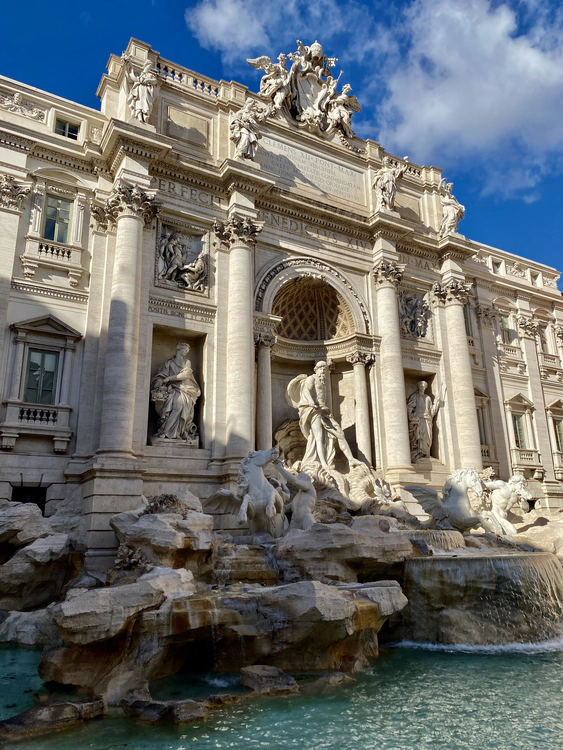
[1,38,563,574]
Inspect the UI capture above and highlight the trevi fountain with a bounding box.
[1,38,563,749]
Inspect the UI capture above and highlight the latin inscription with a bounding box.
[156,179,224,207]
[256,137,365,204]
[398,252,436,272]
[258,209,370,251]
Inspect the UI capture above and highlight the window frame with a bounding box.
[54,118,80,141]
[23,347,60,406]
[42,193,73,245]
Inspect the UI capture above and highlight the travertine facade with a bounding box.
[1,39,563,572]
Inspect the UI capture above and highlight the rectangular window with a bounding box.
[43,195,71,244]
[463,305,473,337]
[555,420,563,453]
[531,273,539,287]
[55,119,80,140]
[477,407,487,445]
[24,349,59,405]
[538,326,549,354]
[500,314,512,345]
[513,414,527,449]
[492,261,502,274]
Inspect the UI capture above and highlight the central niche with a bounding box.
[272,277,354,342]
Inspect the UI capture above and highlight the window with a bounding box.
[492,261,502,274]
[43,194,71,244]
[513,414,527,449]
[538,325,549,353]
[555,420,563,452]
[476,407,487,445]
[55,119,80,140]
[463,305,473,337]
[500,314,513,345]
[24,349,59,405]
[531,272,539,287]
[10,486,47,515]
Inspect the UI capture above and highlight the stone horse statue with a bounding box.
[203,448,287,537]
[405,468,498,534]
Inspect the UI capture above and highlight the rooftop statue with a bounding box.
[438,178,465,237]
[247,40,361,140]
[405,468,499,534]
[372,156,409,212]
[229,98,269,160]
[122,54,158,124]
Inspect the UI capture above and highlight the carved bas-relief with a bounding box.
[372,156,409,212]
[229,98,269,161]
[399,291,431,339]
[438,178,465,237]
[150,343,201,446]
[157,227,208,291]
[122,54,159,124]
[407,381,444,462]
[247,40,361,145]
[0,90,45,121]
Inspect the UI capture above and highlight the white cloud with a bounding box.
[376,0,563,196]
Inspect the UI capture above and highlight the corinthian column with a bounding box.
[374,260,413,472]
[346,351,374,465]
[435,279,482,470]
[98,183,160,455]
[255,331,277,450]
[214,215,262,458]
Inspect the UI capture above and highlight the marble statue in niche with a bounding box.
[286,360,362,472]
[122,55,158,123]
[157,228,207,291]
[247,40,361,141]
[399,291,431,339]
[150,343,201,445]
[407,380,443,462]
[438,178,465,237]
[372,156,409,212]
[229,98,268,160]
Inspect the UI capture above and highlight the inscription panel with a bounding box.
[256,136,365,204]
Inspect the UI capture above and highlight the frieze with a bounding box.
[397,251,438,273]
[257,208,370,251]
[148,295,216,324]
[401,345,442,365]
[255,256,371,334]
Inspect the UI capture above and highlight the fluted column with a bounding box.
[346,351,374,465]
[255,331,276,450]
[436,279,482,470]
[374,261,412,471]
[215,216,262,458]
[98,183,159,455]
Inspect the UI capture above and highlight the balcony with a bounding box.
[20,237,84,287]
[480,445,497,462]
[498,342,522,359]
[553,452,563,481]
[0,400,72,453]
[510,447,542,470]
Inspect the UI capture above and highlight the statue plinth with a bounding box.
[149,436,199,448]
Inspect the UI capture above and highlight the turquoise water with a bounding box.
[3,642,563,749]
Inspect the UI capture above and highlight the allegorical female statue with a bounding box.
[407,380,443,462]
[151,343,201,443]
[123,56,158,124]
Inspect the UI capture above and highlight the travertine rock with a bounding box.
[51,567,195,643]
[240,665,298,694]
[0,500,52,546]
[0,607,61,646]
[0,534,71,610]
[0,699,105,739]
[274,522,413,583]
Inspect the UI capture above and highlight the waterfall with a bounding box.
[395,552,563,645]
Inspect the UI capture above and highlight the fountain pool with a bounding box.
[3,642,563,749]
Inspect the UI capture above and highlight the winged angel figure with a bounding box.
[246,53,291,114]
[326,84,361,139]
[405,468,499,534]
[202,448,288,538]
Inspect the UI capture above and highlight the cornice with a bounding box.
[11,279,89,304]
[0,129,34,154]
[30,145,94,174]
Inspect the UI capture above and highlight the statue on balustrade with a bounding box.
[286,360,362,472]
[407,380,443,462]
[438,179,465,237]
[150,343,201,445]
[230,98,268,160]
[123,55,158,124]
[372,156,409,212]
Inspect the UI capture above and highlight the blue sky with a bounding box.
[1,0,562,281]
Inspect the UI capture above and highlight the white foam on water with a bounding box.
[390,638,563,654]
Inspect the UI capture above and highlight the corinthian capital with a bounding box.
[254,331,277,348]
[517,316,539,338]
[346,351,374,366]
[373,260,404,286]
[104,183,161,227]
[213,215,262,248]
[433,279,472,305]
[0,174,30,212]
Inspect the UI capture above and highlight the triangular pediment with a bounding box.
[504,392,534,409]
[10,315,82,340]
[547,398,563,412]
[474,386,489,399]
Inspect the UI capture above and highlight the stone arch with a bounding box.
[255,256,371,335]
